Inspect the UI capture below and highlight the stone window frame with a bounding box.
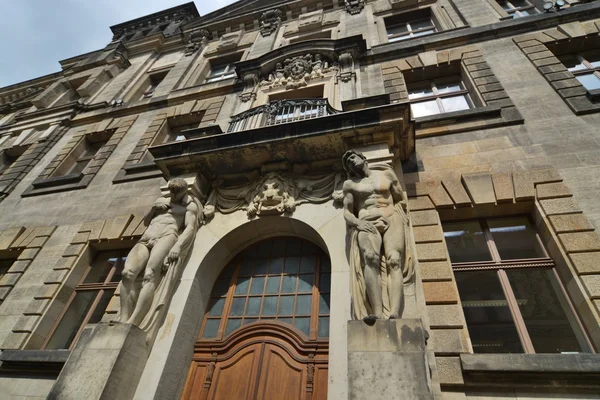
[23,116,137,197]
[185,50,245,89]
[407,169,600,386]
[407,76,474,118]
[0,226,57,349]
[113,98,224,183]
[0,124,66,202]
[24,214,144,350]
[486,0,577,20]
[514,20,600,115]
[382,45,523,138]
[373,3,458,47]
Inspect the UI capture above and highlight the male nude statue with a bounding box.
[118,178,199,327]
[342,150,411,323]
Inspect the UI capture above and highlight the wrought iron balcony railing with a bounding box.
[227,99,339,133]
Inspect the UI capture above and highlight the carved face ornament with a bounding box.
[261,182,283,207]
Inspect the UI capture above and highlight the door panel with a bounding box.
[207,344,262,400]
[255,344,305,400]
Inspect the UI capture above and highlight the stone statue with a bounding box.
[117,178,202,343]
[342,150,414,323]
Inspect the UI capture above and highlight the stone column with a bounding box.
[347,319,434,400]
[48,323,148,400]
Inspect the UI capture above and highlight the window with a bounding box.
[139,70,169,100]
[201,237,331,340]
[558,51,600,92]
[0,151,17,175]
[385,11,437,43]
[140,112,205,163]
[0,258,15,283]
[205,62,237,83]
[443,217,593,354]
[42,250,127,350]
[408,78,472,118]
[497,0,539,18]
[52,132,109,177]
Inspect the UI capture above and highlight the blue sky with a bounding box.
[0,0,237,88]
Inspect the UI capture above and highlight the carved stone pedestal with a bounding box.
[347,319,434,400]
[48,323,148,400]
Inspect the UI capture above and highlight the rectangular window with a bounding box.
[139,70,169,100]
[443,217,593,354]
[558,51,600,92]
[42,250,128,350]
[497,0,539,18]
[385,10,437,43]
[408,78,472,118]
[205,63,237,83]
[52,132,109,177]
[0,258,14,283]
[140,112,205,163]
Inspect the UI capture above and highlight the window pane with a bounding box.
[83,254,117,283]
[436,82,462,94]
[408,86,434,100]
[265,276,281,294]
[511,0,531,7]
[387,23,408,36]
[208,297,226,316]
[225,319,242,336]
[281,275,297,293]
[254,259,269,275]
[319,273,331,293]
[487,217,546,260]
[262,296,277,316]
[498,1,512,10]
[411,100,440,118]
[284,257,301,273]
[296,295,312,315]
[440,95,470,113]
[560,55,586,72]
[250,276,266,294]
[278,296,295,316]
[298,274,314,293]
[318,317,330,337]
[209,64,228,76]
[456,271,524,353]
[239,260,254,276]
[294,317,310,336]
[203,319,220,338]
[443,221,493,263]
[229,298,246,316]
[213,279,230,297]
[300,256,316,273]
[412,29,435,38]
[270,257,285,274]
[319,294,330,314]
[410,18,434,31]
[45,291,98,349]
[246,297,261,316]
[235,277,250,295]
[576,73,600,91]
[506,269,585,353]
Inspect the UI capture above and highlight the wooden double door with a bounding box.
[182,325,328,400]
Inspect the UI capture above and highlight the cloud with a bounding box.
[0,0,239,88]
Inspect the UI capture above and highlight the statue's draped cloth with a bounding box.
[136,195,203,344]
[349,202,415,320]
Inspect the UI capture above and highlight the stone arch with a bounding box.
[134,207,350,400]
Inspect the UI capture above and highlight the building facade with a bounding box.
[1,0,600,399]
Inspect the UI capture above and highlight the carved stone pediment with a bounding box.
[260,9,283,37]
[205,169,345,218]
[298,10,323,32]
[218,32,241,52]
[260,53,338,90]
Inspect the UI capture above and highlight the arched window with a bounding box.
[200,237,331,341]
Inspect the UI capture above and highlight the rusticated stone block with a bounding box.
[429,329,469,354]
[537,182,572,199]
[570,252,600,275]
[420,261,453,282]
[436,356,464,385]
[416,243,448,262]
[408,196,435,211]
[492,173,514,203]
[513,169,561,200]
[581,275,600,298]
[427,305,464,328]
[423,282,458,304]
[411,210,440,226]
[540,197,581,216]
[549,214,594,233]
[442,180,471,206]
[559,232,600,252]
[462,173,495,205]
[414,226,444,243]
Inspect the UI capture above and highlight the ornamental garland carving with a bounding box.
[205,171,345,218]
[260,9,283,37]
[260,54,338,90]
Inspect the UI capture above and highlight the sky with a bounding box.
[0,0,238,88]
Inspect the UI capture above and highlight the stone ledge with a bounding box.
[461,353,600,373]
[0,349,70,364]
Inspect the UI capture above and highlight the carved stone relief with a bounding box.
[217,32,241,52]
[205,170,344,218]
[298,10,323,32]
[341,150,415,323]
[185,29,210,56]
[260,9,283,37]
[260,54,338,90]
[345,0,366,15]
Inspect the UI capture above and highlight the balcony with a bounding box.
[227,99,339,133]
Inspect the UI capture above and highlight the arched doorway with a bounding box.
[182,236,331,400]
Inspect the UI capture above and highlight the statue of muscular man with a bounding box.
[342,150,412,323]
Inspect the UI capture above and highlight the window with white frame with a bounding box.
[205,63,237,83]
[558,51,600,92]
[385,11,437,43]
[407,78,472,118]
[497,0,539,18]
